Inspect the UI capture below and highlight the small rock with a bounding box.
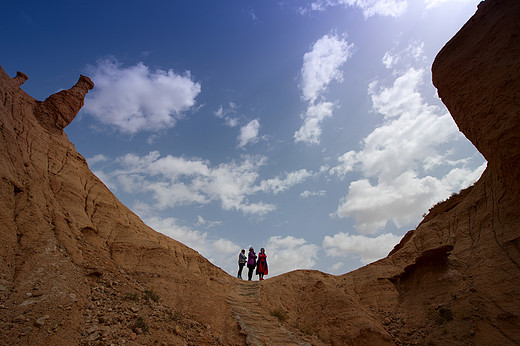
[129,332,137,341]
[135,327,143,334]
[130,307,139,313]
[87,331,100,341]
[14,315,28,323]
[86,326,97,334]
[35,315,50,327]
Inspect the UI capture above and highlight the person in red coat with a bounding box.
[256,248,268,280]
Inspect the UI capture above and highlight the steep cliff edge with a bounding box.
[260,0,520,344]
[0,67,241,344]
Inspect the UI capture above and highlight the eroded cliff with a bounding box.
[0,66,241,344]
[1,0,519,345]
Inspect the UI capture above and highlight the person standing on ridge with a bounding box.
[256,248,268,281]
[237,249,247,279]
[247,247,257,281]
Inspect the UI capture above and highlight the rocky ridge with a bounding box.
[1,0,519,345]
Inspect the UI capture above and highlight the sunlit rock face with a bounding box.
[0,66,239,345]
[0,0,519,344]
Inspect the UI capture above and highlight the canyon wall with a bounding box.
[1,0,519,345]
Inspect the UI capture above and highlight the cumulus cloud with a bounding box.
[87,154,108,165]
[295,34,353,144]
[238,119,260,147]
[307,0,407,18]
[84,58,201,133]
[90,151,314,216]
[259,169,314,194]
[264,236,320,276]
[294,101,336,144]
[330,67,486,234]
[334,165,485,233]
[300,35,353,104]
[323,232,402,264]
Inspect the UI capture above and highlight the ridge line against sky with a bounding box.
[2,0,485,276]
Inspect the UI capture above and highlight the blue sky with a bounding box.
[2,0,485,277]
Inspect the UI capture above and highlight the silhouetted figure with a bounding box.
[247,247,257,281]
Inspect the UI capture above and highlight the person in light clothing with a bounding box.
[237,249,247,279]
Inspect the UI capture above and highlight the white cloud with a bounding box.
[196,215,221,228]
[323,232,402,264]
[98,151,314,216]
[330,67,486,234]
[263,236,320,276]
[215,102,239,127]
[308,0,407,18]
[260,169,314,194]
[87,154,108,165]
[329,261,345,273]
[238,119,260,147]
[294,101,336,144]
[300,190,327,198]
[382,42,426,72]
[84,58,201,134]
[334,165,485,233]
[295,34,353,144]
[300,35,353,104]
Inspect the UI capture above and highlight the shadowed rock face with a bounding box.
[261,1,520,344]
[432,0,520,193]
[0,0,519,345]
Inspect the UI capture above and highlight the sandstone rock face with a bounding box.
[261,0,520,344]
[1,0,519,345]
[0,66,240,344]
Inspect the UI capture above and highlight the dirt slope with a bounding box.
[0,68,241,344]
[1,0,519,345]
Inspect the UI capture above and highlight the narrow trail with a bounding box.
[227,280,312,346]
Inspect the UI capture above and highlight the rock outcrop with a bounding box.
[0,66,241,344]
[259,1,520,345]
[1,0,519,345]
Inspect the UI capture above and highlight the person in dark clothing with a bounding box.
[237,249,247,279]
[247,247,257,281]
